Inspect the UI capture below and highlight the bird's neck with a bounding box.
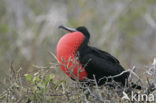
[77,39,89,58]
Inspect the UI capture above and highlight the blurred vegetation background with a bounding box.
[0,0,156,92]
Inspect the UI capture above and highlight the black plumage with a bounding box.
[77,26,129,86]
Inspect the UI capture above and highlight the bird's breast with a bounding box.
[57,32,88,80]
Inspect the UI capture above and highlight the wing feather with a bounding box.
[80,46,129,85]
[90,47,120,64]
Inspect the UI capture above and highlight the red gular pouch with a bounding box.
[57,32,88,80]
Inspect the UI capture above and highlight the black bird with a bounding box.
[57,25,141,89]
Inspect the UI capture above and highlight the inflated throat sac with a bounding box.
[57,32,88,80]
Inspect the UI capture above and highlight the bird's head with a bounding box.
[59,25,90,40]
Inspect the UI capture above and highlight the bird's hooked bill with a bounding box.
[58,25,77,32]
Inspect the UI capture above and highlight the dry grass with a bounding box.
[0,56,156,103]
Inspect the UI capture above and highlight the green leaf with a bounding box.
[24,74,33,82]
[60,80,66,84]
[33,76,40,83]
[37,83,45,89]
[49,73,55,80]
